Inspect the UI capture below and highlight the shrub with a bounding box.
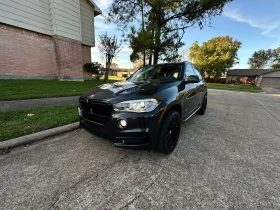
[84,62,104,80]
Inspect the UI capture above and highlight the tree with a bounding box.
[270,47,280,69]
[248,47,280,69]
[83,62,104,80]
[248,50,271,69]
[110,63,119,69]
[189,36,241,78]
[128,28,154,65]
[133,58,144,70]
[97,33,122,82]
[178,46,191,62]
[108,0,233,65]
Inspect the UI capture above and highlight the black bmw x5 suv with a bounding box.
[79,61,207,154]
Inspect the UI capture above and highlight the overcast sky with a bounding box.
[92,0,280,69]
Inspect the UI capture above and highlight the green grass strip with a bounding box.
[207,83,263,93]
[0,79,118,100]
[0,105,79,141]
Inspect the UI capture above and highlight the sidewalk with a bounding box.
[0,96,79,111]
[0,96,80,150]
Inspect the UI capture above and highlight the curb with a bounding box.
[0,122,79,150]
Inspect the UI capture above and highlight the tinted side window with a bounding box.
[192,65,203,81]
[185,64,195,80]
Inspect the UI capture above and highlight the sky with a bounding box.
[92,0,280,69]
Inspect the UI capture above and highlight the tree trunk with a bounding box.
[143,51,146,66]
[104,68,109,82]
[149,50,153,65]
[104,54,110,82]
[153,49,159,64]
[153,4,161,65]
[141,0,145,66]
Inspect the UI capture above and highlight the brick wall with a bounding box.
[0,23,93,80]
[82,45,92,80]
[0,23,57,79]
[53,35,84,80]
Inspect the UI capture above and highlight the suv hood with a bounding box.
[81,81,178,101]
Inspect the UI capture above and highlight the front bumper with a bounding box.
[79,107,162,149]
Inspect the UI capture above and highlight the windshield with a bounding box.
[128,64,183,82]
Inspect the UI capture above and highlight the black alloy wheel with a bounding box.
[157,110,181,154]
[197,94,207,115]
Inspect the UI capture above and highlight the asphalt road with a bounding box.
[1,89,280,210]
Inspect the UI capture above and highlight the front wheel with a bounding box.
[157,110,181,154]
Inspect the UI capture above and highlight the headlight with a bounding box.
[113,99,159,113]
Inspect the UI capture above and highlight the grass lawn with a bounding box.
[0,105,78,141]
[0,79,119,101]
[207,83,263,93]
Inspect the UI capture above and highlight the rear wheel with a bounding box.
[157,110,181,154]
[197,94,207,115]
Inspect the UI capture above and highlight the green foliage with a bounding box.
[270,47,280,69]
[248,50,270,69]
[128,27,154,64]
[271,63,280,69]
[84,62,104,80]
[0,105,78,141]
[189,36,242,77]
[0,79,117,100]
[248,47,280,69]
[108,0,233,65]
[207,83,262,93]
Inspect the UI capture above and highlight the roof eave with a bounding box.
[260,69,280,75]
[88,0,102,16]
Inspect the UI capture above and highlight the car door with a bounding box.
[182,63,200,118]
[192,65,206,106]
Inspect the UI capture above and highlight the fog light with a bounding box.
[118,119,127,129]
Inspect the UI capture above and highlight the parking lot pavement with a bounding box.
[0,89,280,210]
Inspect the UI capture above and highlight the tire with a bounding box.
[197,94,207,115]
[157,110,181,154]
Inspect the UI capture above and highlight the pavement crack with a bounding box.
[119,175,160,210]
[48,198,60,210]
[48,152,130,209]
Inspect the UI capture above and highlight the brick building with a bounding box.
[0,0,101,80]
[226,69,280,89]
[226,69,270,84]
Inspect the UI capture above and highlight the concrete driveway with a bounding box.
[0,89,280,210]
[261,87,280,95]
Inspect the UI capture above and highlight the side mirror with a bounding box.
[185,75,199,83]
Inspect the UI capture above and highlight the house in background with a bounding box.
[109,69,118,76]
[226,69,280,89]
[257,69,280,89]
[115,68,137,78]
[0,0,101,80]
[226,69,270,84]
